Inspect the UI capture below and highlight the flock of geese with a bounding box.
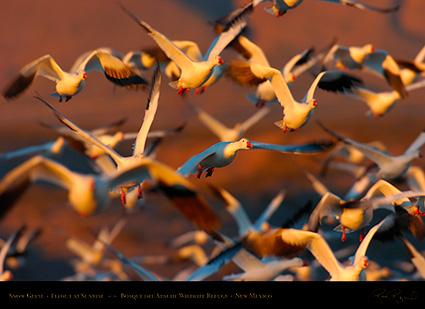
[2,0,425,282]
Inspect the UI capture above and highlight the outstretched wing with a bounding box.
[111,158,221,236]
[250,140,333,154]
[75,49,147,88]
[3,55,64,99]
[133,65,161,156]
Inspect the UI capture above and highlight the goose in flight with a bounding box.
[120,3,252,95]
[307,176,425,241]
[227,62,362,132]
[210,185,285,237]
[258,0,400,17]
[187,102,270,142]
[395,44,425,86]
[342,78,425,118]
[243,216,391,281]
[37,67,162,200]
[0,154,221,235]
[177,138,332,178]
[323,44,407,98]
[319,123,425,181]
[3,49,147,102]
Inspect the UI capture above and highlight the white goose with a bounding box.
[322,43,376,70]
[227,62,361,132]
[343,78,425,118]
[121,3,252,95]
[361,49,407,98]
[260,0,400,17]
[223,251,304,281]
[187,102,270,142]
[0,137,66,162]
[396,44,425,86]
[225,34,298,106]
[210,185,285,236]
[0,154,221,234]
[3,49,147,102]
[37,66,162,200]
[243,217,389,281]
[177,138,332,178]
[307,175,425,241]
[320,123,425,180]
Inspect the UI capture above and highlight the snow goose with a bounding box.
[36,66,162,196]
[243,216,388,281]
[3,49,147,102]
[226,35,317,107]
[320,123,425,181]
[186,242,243,281]
[399,237,425,279]
[177,138,332,178]
[187,102,270,142]
[104,244,160,281]
[343,78,425,118]
[0,154,221,235]
[320,139,388,177]
[395,44,425,86]
[65,218,127,268]
[210,185,285,236]
[307,177,425,241]
[361,49,407,98]
[227,62,362,131]
[121,3,252,95]
[0,137,66,162]
[223,250,304,281]
[322,43,376,71]
[260,0,399,17]
[0,230,22,281]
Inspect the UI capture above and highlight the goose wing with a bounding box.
[3,55,65,99]
[133,66,161,156]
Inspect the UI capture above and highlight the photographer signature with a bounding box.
[369,288,418,304]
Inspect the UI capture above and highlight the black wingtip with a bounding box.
[146,62,161,110]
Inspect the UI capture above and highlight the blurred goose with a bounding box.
[121,3,252,95]
[177,138,332,178]
[223,252,304,281]
[322,43,376,70]
[227,62,361,132]
[343,78,425,118]
[104,244,160,281]
[243,216,389,281]
[187,102,270,142]
[226,35,299,106]
[260,0,400,17]
[210,185,285,236]
[66,218,127,267]
[37,67,161,199]
[0,230,21,281]
[0,137,66,162]
[308,177,425,241]
[400,237,425,279]
[361,49,407,98]
[0,154,221,234]
[3,49,147,102]
[395,44,425,86]
[320,123,425,180]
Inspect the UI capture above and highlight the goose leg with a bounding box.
[196,165,204,179]
[341,226,347,242]
[138,185,143,199]
[359,228,365,242]
[177,87,189,96]
[120,188,126,205]
[205,167,215,178]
